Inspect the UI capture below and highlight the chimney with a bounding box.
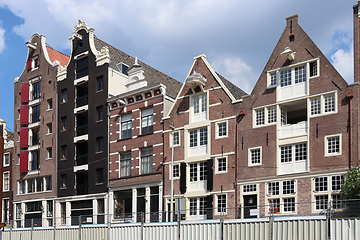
[285,14,299,35]
[354,2,360,82]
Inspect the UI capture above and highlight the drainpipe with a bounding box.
[346,90,354,168]
[0,125,4,230]
[107,102,110,240]
[235,109,246,215]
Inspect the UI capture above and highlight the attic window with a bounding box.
[289,35,295,42]
[117,63,129,76]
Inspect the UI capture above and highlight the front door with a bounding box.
[243,194,257,218]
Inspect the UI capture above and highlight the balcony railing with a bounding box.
[279,121,307,139]
[75,154,88,166]
[31,113,40,123]
[76,124,88,137]
[76,95,88,108]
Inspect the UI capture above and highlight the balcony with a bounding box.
[76,124,88,137]
[279,121,307,139]
[75,154,88,166]
[76,95,88,108]
[30,113,40,123]
[29,135,40,146]
[30,90,41,101]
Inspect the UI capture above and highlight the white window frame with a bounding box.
[120,113,132,139]
[189,127,208,156]
[253,105,277,128]
[120,151,131,178]
[46,147,52,160]
[215,120,228,139]
[170,131,180,147]
[31,55,39,70]
[309,92,337,118]
[266,180,297,215]
[191,93,208,122]
[215,156,227,174]
[189,162,207,191]
[312,175,344,212]
[248,146,262,166]
[242,184,257,193]
[3,171,9,192]
[141,107,153,135]
[215,194,227,215]
[3,153,10,167]
[324,134,342,157]
[169,163,180,180]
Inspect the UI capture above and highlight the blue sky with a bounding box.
[0,0,356,131]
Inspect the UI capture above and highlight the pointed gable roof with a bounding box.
[46,46,70,67]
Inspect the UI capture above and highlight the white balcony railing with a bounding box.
[279,121,307,139]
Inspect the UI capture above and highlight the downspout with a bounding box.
[347,90,354,168]
[0,125,4,229]
[107,102,110,240]
[235,109,246,213]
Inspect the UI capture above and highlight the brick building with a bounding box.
[12,33,69,227]
[236,14,359,218]
[107,56,181,222]
[163,55,247,220]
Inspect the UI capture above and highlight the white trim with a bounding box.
[215,193,227,215]
[248,146,262,166]
[215,156,228,174]
[3,152,10,167]
[215,120,228,139]
[3,171,9,192]
[324,134,342,157]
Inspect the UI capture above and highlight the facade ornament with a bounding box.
[96,46,110,66]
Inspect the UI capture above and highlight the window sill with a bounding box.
[60,187,67,190]
[117,137,132,142]
[138,132,154,137]
[46,133,52,136]
[46,158,52,161]
[46,109,52,112]
[96,151,104,154]
[96,89,104,93]
[95,120,104,123]
[95,182,104,185]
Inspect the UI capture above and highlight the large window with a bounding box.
[141,148,153,174]
[120,152,131,177]
[313,175,343,211]
[121,113,132,139]
[192,94,207,122]
[31,104,40,123]
[141,108,153,135]
[267,180,296,214]
[189,127,208,156]
[217,195,227,213]
[279,143,307,174]
[253,106,277,128]
[189,162,207,191]
[30,150,40,170]
[3,172,9,192]
[189,197,206,216]
[76,57,88,79]
[310,93,337,117]
[31,81,41,100]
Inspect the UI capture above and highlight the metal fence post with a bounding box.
[141,212,144,240]
[79,216,82,240]
[31,218,34,240]
[53,217,56,240]
[9,220,12,240]
[107,214,111,240]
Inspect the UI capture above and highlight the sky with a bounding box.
[0,0,356,131]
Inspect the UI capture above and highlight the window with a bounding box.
[61,89,67,103]
[255,109,264,126]
[47,123,52,134]
[121,113,132,139]
[47,99,53,110]
[31,104,40,123]
[31,150,40,170]
[47,147,52,159]
[324,94,335,113]
[96,105,103,122]
[120,152,131,177]
[270,72,277,86]
[280,69,292,87]
[61,174,67,188]
[28,179,35,193]
[4,153,10,167]
[96,137,104,153]
[76,57,88,79]
[3,199,9,224]
[249,147,262,166]
[60,202,66,224]
[141,107,153,135]
[310,97,321,115]
[117,63,129,75]
[36,177,44,192]
[172,132,180,146]
[97,75,104,91]
[331,175,343,191]
[315,177,328,192]
[243,184,257,193]
[141,148,153,174]
[216,157,227,173]
[46,176,52,191]
[217,122,227,138]
[61,145,67,159]
[267,180,296,214]
[19,181,25,194]
[294,65,306,84]
[280,143,307,162]
[217,195,226,213]
[310,93,337,117]
[316,195,328,210]
[61,116,67,131]
[189,162,207,190]
[313,175,344,211]
[47,200,53,217]
[3,172,9,192]
[31,81,41,100]
[192,94,207,122]
[310,61,318,77]
[189,127,208,156]
[96,168,104,184]
[16,204,21,219]
[172,164,180,178]
[325,134,341,156]
[268,107,277,123]
[189,197,206,216]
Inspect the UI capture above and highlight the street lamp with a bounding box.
[170,125,175,221]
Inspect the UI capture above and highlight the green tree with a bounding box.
[341,166,360,200]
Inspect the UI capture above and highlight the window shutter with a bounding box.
[207,159,213,191]
[27,59,32,70]
[20,128,28,148]
[20,150,28,173]
[21,82,30,103]
[180,163,187,194]
[20,105,29,125]
[206,195,213,219]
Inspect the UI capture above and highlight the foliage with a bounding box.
[341,166,360,200]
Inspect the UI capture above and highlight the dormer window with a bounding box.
[117,63,129,76]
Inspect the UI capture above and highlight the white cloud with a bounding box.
[210,56,256,94]
[0,23,5,53]
[331,48,354,83]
